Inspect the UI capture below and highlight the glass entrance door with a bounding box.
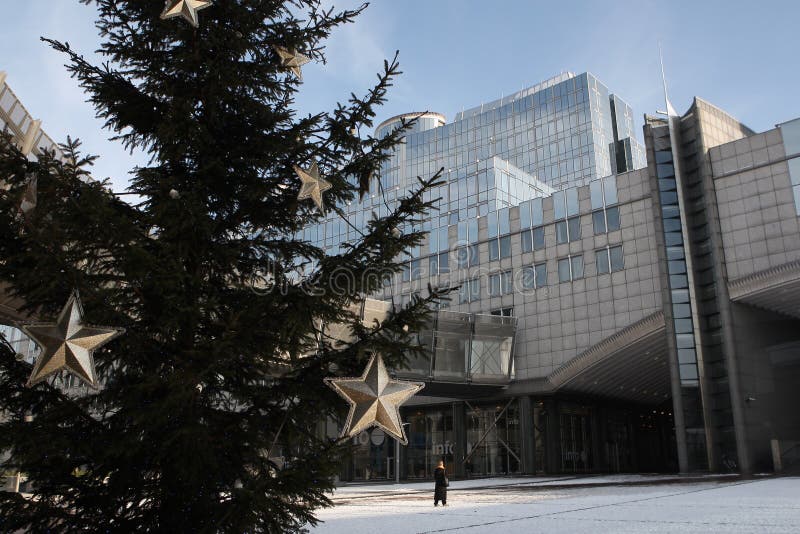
[560,408,592,472]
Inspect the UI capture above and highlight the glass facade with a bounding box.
[779,118,800,215]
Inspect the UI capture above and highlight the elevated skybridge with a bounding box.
[394,310,517,392]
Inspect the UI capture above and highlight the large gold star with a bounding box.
[294,161,332,214]
[325,353,424,445]
[160,0,213,28]
[273,45,311,80]
[22,291,124,389]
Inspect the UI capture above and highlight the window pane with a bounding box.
[499,208,510,235]
[439,226,449,252]
[676,333,695,349]
[566,187,579,216]
[470,278,480,300]
[553,191,566,219]
[665,232,683,246]
[674,318,693,334]
[521,230,533,253]
[558,258,571,282]
[603,175,618,205]
[678,348,696,364]
[670,274,689,289]
[596,249,610,274]
[439,252,449,273]
[673,303,691,318]
[489,239,500,261]
[556,221,569,244]
[469,244,480,267]
[590,179,604,209]
[488,211,498,237]
[411,259,421,280]
[571,255,584,279]
[606,206,620,231]
[468,219,479,243]
[522,266,535,289]
[672,289,690,303]
[459,283,469,303]
[429,256,438,276]
[501,271,512,294]
[568,216,581,242]
[592,210,606,234]
[535,263,547,287]
[519,200,531,229]
[456,246,468,269]
[499,236,511,259]
[531,197,543,226]
[532,227,545,249]
[610,245,624,271]
[489,274,500,296]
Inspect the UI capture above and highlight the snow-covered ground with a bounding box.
[311,475,800,533]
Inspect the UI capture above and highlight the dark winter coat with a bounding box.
[433,467,448,502]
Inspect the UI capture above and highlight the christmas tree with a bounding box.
[0,1,443,531]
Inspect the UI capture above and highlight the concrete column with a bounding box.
[545,399,560,473]
[452,401,466,478]
[518,396,536,474]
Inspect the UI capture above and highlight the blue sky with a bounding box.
[1,1,798,192]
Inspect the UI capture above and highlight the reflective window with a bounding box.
[439,252,449,273]
[606,206,620,231]
[522,266,535,289]
[567,216,581,242]
[459,278,480,303]
[553,191,566,219]
[571,255,584,279]
[566,188,579,216]
[520,200,531,229]
[556,221,569,244]
[499,208,510,235]
[521,230,533,253]
[596,248,610,274]
[488,211,498,237]
[609,245,624,271]
[780,118,800,154]
[603,175,618,205]
[532,227,545,249]
[489,239,500,261]
[590,180,604,210]
[592,210,606,234]
[531,198,543,226]
[499,236,511,258]
[489,273,502,296]
[535,262,547,287]
[558,258,571,282]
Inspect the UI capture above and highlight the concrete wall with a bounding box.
[710,127,800,279]
[389,167,664,381]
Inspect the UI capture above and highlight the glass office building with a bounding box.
[304,72,655,481]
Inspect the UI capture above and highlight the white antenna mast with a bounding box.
[659,43,678,117]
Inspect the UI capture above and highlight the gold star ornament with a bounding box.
[273,45,311,80]
[22,291,124,389]
[325,353,424,445]
[294,161,332,213]
[160,0,213,28]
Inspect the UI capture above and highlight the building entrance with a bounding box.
[464,400,521,476]
[560,406,593,472]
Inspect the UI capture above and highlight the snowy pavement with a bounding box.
[310,475,800,533]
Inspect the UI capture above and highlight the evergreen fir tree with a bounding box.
[0,1,444,531]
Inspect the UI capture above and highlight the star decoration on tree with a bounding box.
[160,0,213,28]
[324,353,423,445]
[294,161,332,214]
[273,45,311,80]
[22,291,124,389]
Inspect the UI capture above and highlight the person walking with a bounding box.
[433,460,448,507]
